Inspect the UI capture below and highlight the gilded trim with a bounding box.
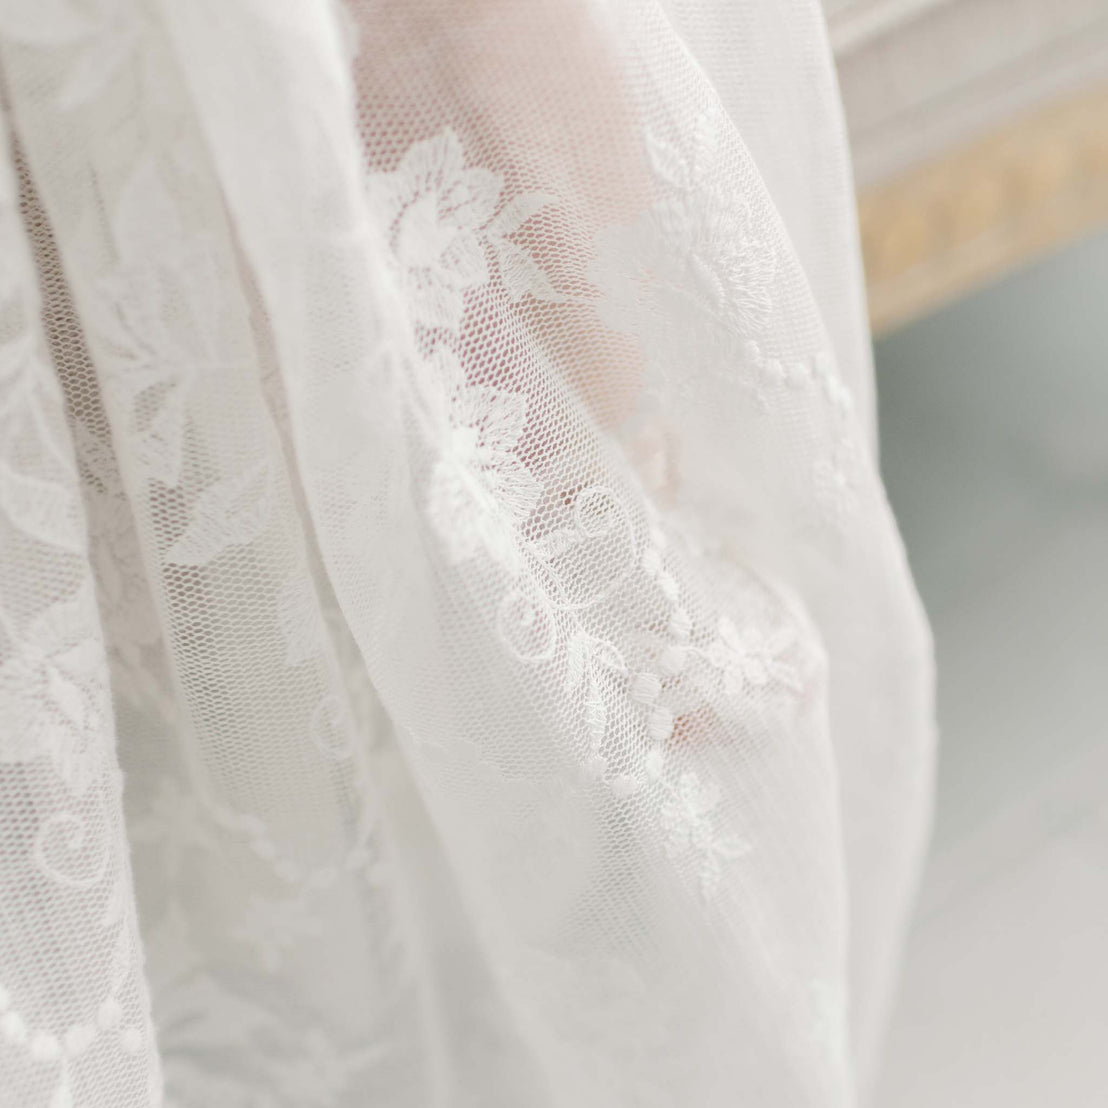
[859,82,1108,334]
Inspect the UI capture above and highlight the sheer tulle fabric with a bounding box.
[0,1,933,1105]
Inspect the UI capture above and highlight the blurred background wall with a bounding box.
[822,6,1108,1101]
[870,222,1108,1107]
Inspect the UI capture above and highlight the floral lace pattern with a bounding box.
[591,111,777,396]
[0,0,933,1103]
[368,123,826,913]
[368,129,560,332]
[0,99,155,1108]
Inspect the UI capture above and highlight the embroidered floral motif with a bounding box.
[529,486,638,611]
[484,192,562,304]
[495,584,558,662]
[423,347,539,570]
[0,454,84,554]
[590,112,777,394]
[152,897,408,1106]
[565,630,628,776]
[705,613,802,696]
[813,440,861,530]
[96,158,246,490]
[164,460,273,565]
[0,334,85,554]
[658,770,750,901]
[369,128,559,331]
[375,128,759,905]
[32,805,112,891]
[0,583,110,794]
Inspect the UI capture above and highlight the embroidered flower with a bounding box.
[96,159,246,489]
[661,771,749,900]
[369,129,499,330]
[424,348,539,570]
[706,614,801,696]
[369,128,559,330]
[813,440,861,530]
[590,115,777,393]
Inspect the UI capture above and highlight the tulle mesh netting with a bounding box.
[0,1,934,1105]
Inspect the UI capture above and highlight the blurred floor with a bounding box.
[872,229,1108,1106]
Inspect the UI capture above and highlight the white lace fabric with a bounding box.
[0,1,934,1106]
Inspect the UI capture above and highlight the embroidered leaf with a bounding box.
[486,192,557,239]
[565,631,587,692]
[584,671,607,742]
[590,640,627,675]
[0,460,85,553]
[486,193,561,302]
[132,376,190,487]
[492,238,562,303]
[530,526,578,562]
[369,127,503,331]
[165,461,272,566]
[395,191,460,268]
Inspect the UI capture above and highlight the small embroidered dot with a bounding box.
[30,1032,61,1062]
[641,547,662,577]
[814,350,834,379]
[648,706,674,743]
[1,1011,27,1044]
[630,672,661,705]
[587,754,608,778]
[648,525,668,550]
[64,1023,96,1057]
[668,607,692,641]
[644,749,665,779]
[96,997,122,1031]
[120,1027,143,1055]
[658,644,687,676]
[657,572,679,602]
